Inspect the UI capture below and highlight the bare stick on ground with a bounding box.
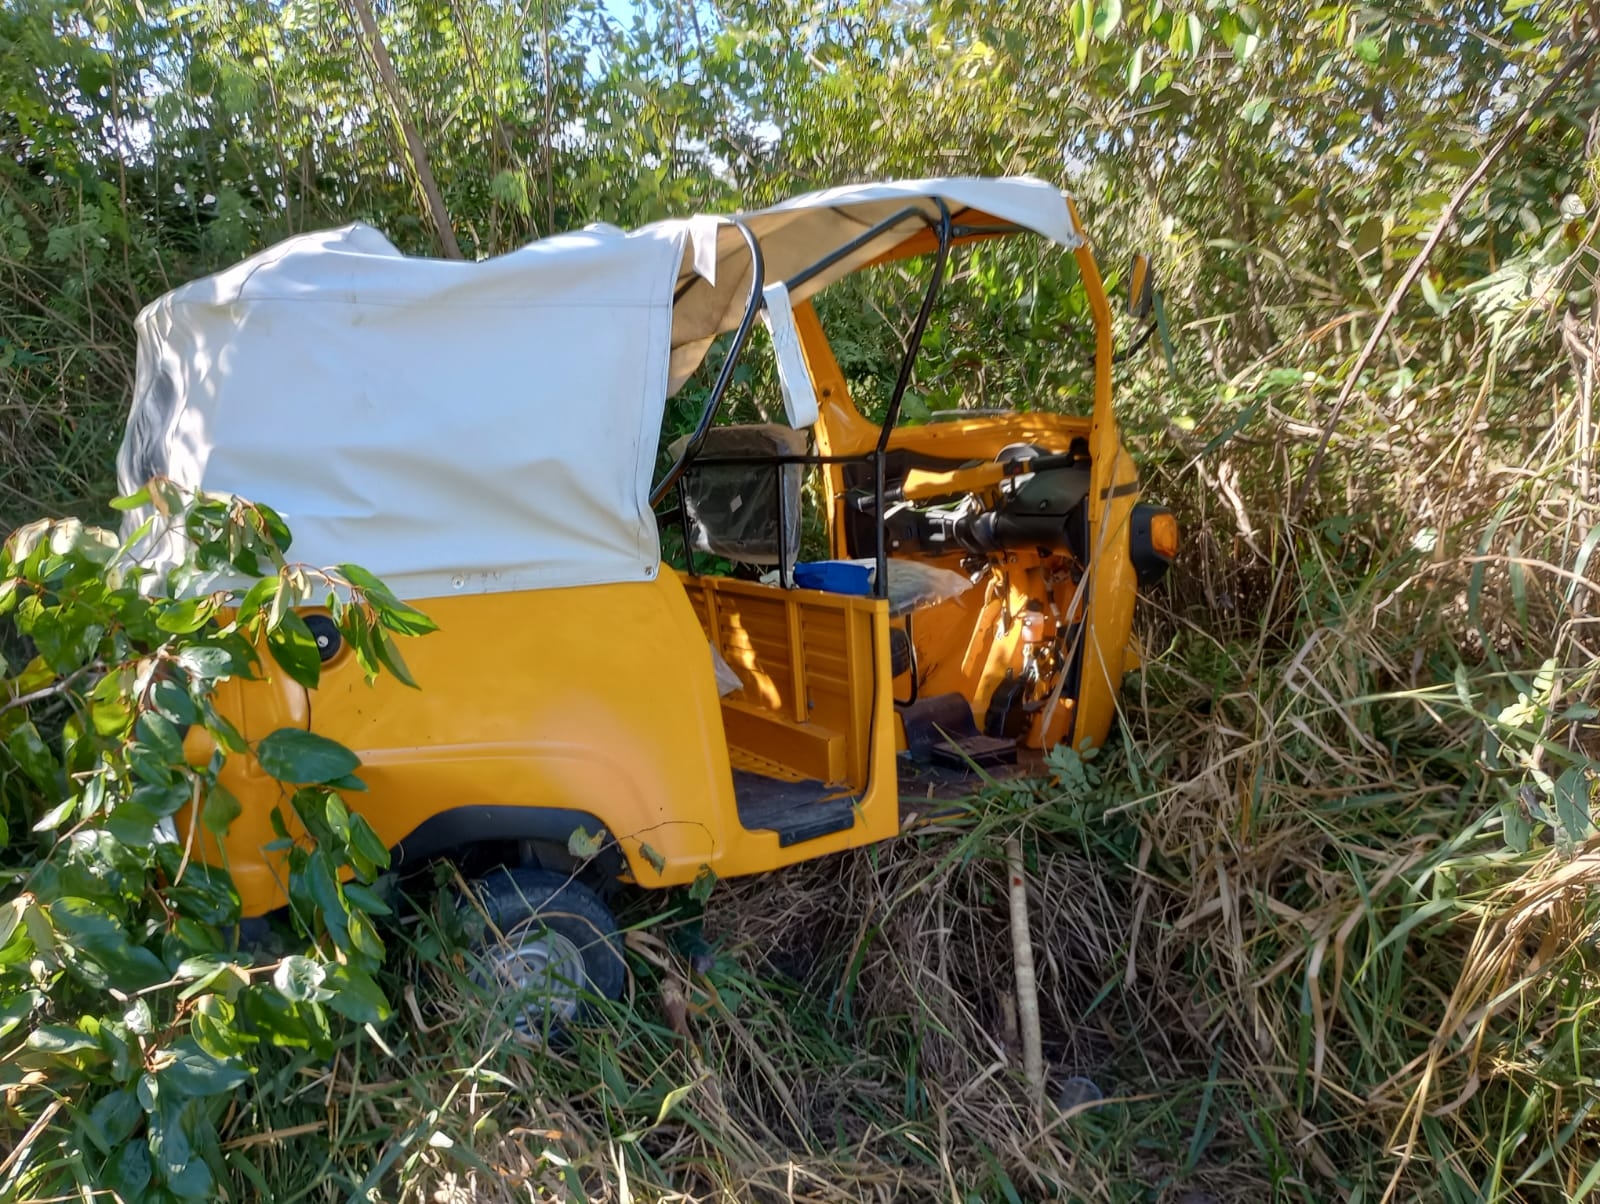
[1006,835,1045,1120]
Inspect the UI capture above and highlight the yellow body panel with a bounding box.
[191,570,898,918]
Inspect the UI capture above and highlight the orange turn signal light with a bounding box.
[1150,511,1179,560]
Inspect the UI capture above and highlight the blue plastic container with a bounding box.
[793,560,874,596]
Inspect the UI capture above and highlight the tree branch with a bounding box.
[1,662,104,717]
[346,0,464,260]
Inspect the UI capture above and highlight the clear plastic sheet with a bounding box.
[871,559,974,614]
[708,642,743,696]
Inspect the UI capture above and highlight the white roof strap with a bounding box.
[759,281,819,430]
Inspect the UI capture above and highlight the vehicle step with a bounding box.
[732,770,857,846]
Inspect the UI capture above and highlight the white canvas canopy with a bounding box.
[662,176,1083,392]
[116,176,1078,601]
[119,221,690,600]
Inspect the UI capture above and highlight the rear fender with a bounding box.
[391,804,622,881]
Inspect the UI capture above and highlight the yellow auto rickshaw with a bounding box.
[118,176,1174,1027]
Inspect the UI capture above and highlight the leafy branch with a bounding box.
[0,484,435,1202]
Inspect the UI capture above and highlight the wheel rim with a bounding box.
[479,922,587,1036]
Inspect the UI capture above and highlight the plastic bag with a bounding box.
[872,559,975,616]
[708,641,743,696]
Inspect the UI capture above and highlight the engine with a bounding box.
[847,441,1092,566]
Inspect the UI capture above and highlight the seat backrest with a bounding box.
[676,424,806,566]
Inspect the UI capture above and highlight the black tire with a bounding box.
[465,867,626,1037]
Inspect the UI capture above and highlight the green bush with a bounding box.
[0,484,434,1202]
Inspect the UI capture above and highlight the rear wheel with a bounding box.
[465,867,625,1039]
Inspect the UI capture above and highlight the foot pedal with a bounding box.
[899,692,979,756]
[930,733,1018,770]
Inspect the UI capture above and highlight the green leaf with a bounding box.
[49,897,171,990]
[266,610,321,690]
[149,479,186,516]
[28,1023,99,1056]
[323,963,391,1023]
[255,728,360,784]
[149,1098,214,1199]
[1091,0,1120,38]
[372,630,418,689]
[110,486,152,511]
[103,1137,153,1202]
[238,575,278,617]
[336,563,400,604]
[1502,795,1531,852]
[1153,290,1178,382]
[1240,96,1271,126]
[149,676,199,726]
[370,596,438,637]
[192,995,243,1061]
[638,841,667,875]
[130,779,192,819]
[0,990,38,1042]
[255,503,293,554]
[1508,15,1544,43]
[1072,0,1092,61]
[342,881,392,916]
[347,813,390,875]
[568,826,603,859]
[30,606,102,673]
[136,711,186,763]
[33,796,76,833]
[1418,272,1450,316]
[106,800,161,846]
[688,866,717,904]
[154,597,215,635]
[157,1036,249,1097]
[87,1088,144,1153]
[272,954,328,1002]
[9,721,59,792]
[201,783,242,836]
[176,645,240,682]
[654,1079,697,1127]
[1553,768,1593,843]
[306,850,350,950]
[0,898,23,954]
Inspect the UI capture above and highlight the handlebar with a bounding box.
[851,449,1087,512]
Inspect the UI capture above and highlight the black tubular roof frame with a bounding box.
[878,198,951,453]
[650,217,766,509]
[782,203,930,293]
